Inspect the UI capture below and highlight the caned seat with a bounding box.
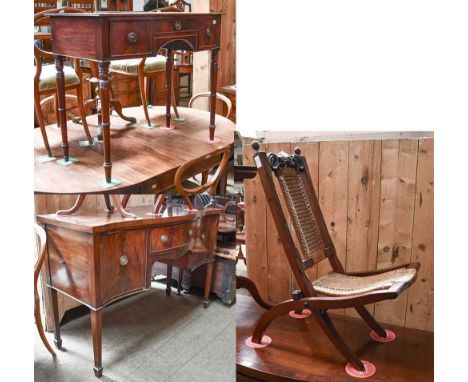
[37,65,80,92]
[312,268,417,297]
[109,55,166,75]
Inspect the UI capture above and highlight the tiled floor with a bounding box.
[34,283,235,382]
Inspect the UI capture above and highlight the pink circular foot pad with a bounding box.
[203,137,220,144]
[370,329,396,343]
[288,309,312,319]
[160,125,176,130]
[345,360,376,378]
[245,335,272,349]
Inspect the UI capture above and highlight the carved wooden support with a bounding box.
[54,55,69,161]
[56,194,87,216]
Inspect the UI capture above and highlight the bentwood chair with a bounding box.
[170,0,191,12]
[34,8,93,158]
[35,223,56,357]
[238,143,421,378]
[160,146,231,306]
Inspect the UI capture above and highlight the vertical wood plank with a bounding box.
[374,140,418,326]
[318,141,349,316]
[345,140,381,318]
[265,142,292,304]
[318,141,349,277]
[405,139,434,331]
[243,138,269,302]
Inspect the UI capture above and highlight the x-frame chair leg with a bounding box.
[249,299,365,372]
[355,305,387,338]
[315,310,365,372]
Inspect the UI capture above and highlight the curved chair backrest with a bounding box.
[188,92,233,119]
[152,6,183,12]
[174,146,232,210]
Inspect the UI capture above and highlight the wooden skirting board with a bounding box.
[242,133,434,332]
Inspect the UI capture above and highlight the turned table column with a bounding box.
[98,62,112,183]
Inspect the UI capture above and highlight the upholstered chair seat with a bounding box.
[38,64,80,92]
[312,268,417,297]
[110,55,166,75]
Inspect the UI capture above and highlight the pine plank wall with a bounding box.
[243,135,434,332]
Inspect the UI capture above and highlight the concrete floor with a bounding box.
[34,283,235,382]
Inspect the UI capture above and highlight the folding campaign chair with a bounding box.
[237,141,420,378]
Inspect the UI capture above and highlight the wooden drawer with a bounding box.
[109,20,153,58]
[100,229,147,305]
[149,222,194,253]
[155,18,197,34]
[198,16,220,49]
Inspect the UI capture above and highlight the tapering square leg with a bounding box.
[49,288,62,350]
[91,310,103,378]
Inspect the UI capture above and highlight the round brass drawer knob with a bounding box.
[127,32,138,44]
[160,234,169,244]
[119,256,129,266]
[174,21,182,31]
[206,27,212,37]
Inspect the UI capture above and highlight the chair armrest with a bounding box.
[344,262,420,277]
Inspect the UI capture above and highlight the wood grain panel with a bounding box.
[345,140,381,318]
[405,139,434,331]
[374,140,418,326]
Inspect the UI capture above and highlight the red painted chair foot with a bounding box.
[245,335,272,349]
[345,360,376,378]
[288,309,312,319]
[370,329,396,343]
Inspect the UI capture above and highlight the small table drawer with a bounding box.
[155,18,197,34]
[198,17,220,49]
[150,223,194,252]
[110,20,153,58]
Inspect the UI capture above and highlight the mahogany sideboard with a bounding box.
[37,204,221,377]
[49,12,222,184]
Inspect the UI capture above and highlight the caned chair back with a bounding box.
[252,144,342,296]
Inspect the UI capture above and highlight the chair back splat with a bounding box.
[251,142,344,297]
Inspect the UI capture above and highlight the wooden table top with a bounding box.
[236,295,433,382]
[34,106,235,194]
[37,205,222,234]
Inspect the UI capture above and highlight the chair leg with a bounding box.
[34,92,52,157]
[34,295,56,357]
[90,310,103,378]
[109,84,137,124]
[177,268,183,295]
[166,265,173,295]
[75,85,93,144]
[355,305,387,338]
[203,261,214,308]
[138,72,152,127]
[315,310,366,372]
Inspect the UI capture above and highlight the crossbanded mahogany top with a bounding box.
[34,106,235,194]
[49,12,220,17]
